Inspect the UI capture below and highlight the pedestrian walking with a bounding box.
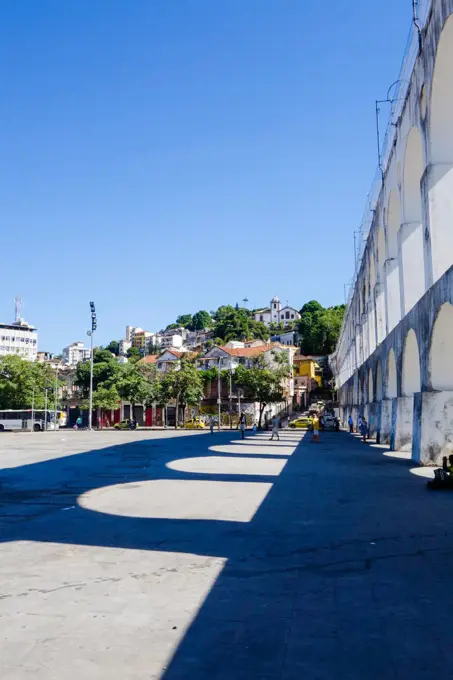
[348,414,354,433]
[269,415,280,441]
[311,415,320,442]
[209,416,215,434]
[360,417,369,442]
[239,413,246,440]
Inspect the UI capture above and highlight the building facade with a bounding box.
[254,297,301,327]
[62,342,91,367]
[0,321,38,360]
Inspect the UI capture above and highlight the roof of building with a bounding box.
[218,343,283,358]
[139,354,159,364]
[254,308,271,314]
[280,305,300,313]
[0,322,37,331]
[271,296,280,303]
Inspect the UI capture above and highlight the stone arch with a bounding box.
[386,349,397,398]
[376,226,387,343]
[430,14,453,164]
[403,127,424,223]
[376,361,383,401]
[368,367,374,403]
[402,329,421,396]
[386,190,402,332]
[369,252,376,292]
[429,302,453,390]
[401,127,426,313]
[428,13,453,283]
[377,226,386,275]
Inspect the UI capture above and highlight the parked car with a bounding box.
[289,416,313,429]
[185,418,206,429]
[114,419,137,430]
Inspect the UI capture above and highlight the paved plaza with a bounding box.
[1,427,453,679]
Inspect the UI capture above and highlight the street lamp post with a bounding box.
[44,388,48,431]
[229,358,233,429]
[53,362,60,432]
[31,386,35,433]
[217,357,221,431]
[88,301,97,431]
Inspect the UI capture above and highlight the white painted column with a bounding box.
[399,221,425,314]
[426,162,453,285]
[385,258,402,333]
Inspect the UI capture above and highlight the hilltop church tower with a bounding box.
[270,296,282,324]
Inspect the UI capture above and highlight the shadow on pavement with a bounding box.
[2,429,453,679]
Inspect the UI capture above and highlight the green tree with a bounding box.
[105,340,120,356]
[298,301,345,355]
[176,314,193,328]
[85,385,120,428]
[213,306,269,343]
[75,348,120,396]
[166,323,180,331]
[162,358,204,427]
[234,356,285,428]
[191,310,212,330]
[116,362,153,420]
[0,356,60,409]
[126,346,142,362]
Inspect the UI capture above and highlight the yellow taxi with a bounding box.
[114,419,137,430]
[185,418,206,429]
[289,416,313,429]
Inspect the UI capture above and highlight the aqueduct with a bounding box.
[331,0,453,465]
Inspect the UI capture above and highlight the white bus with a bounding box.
[0,410,59,432]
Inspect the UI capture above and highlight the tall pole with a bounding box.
[88,301,97,431]
[53,364,59,432]
[88,330,94,430]
[229,358,233,429]
[31,386,35,433]
[44,389,48,431]
[217,357,221,431]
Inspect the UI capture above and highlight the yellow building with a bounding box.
[293,355,322,385]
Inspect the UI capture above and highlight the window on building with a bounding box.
[260,315,264,321]
[286,312,290,319]
[291,314,294,319]
[274,304,277,309]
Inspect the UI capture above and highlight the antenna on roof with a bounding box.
[15,296,23,324]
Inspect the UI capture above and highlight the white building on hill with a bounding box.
[253,296,301,327]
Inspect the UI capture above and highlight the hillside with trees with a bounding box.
[297,301,346,355]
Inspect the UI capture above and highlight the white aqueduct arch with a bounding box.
[430,302,453,391]
[402,329,421,396]
[428,13,453,283]
[386,348,397,399]
[401,127,425,313]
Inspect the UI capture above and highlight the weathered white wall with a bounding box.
[420,391,453,465]
[395,396,414,452]
[380,400,393,445]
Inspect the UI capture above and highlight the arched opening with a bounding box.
[376,361,383,401]
[397,329,421,454]
[386,349,397,398]
[402,127,426,312]
[368,368,374,402]
[430,302,453,390]
[367,254,377,355]
[386,190,403,332]
[428,13,453,283]
[430,14,453,163]
[402,329,421,396]
[376,226,387,343]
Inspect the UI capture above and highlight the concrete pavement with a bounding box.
[1,428,453,679]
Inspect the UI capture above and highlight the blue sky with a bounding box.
[0,0,412,352]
